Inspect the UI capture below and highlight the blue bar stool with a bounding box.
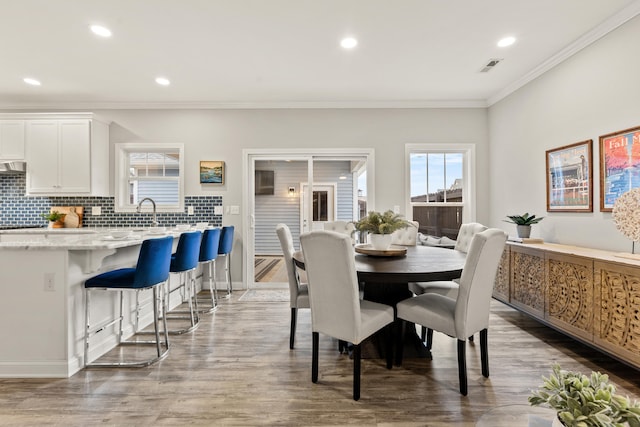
[84,236,173,368]
[218,226,234,297]
[196,228,221,313]
[165,230,202,334]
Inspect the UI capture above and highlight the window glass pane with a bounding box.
[445,153,463,202]
[129,153,146,177]
[313,191,328,221]
[128,179,179,206]
[410,153,427,201]
[412,205,462,239]
[427,153,445,200]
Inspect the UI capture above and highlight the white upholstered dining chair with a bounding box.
[390,220,419,246]
[300,230,394,401]
[396,228,507,396]
[323,221,356,243]
[276,223,310,350]
[409,222,488,300]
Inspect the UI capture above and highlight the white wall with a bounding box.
[97,108,488,283]
[488,15,640,251]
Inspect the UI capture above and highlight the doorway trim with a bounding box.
[242,148,375,290]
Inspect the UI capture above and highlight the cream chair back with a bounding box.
[454,228,507,339]
[390,221,419,246]
[276,223,303,308]
[454,222,488,253]
[323,221,356,243]
[300,230,363,343]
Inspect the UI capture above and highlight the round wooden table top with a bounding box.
[293,245,466,284]
[353,244,465,284]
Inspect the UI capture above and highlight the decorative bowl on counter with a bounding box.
[147,226,166,235]
[109,229,133,239]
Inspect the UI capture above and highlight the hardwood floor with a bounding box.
[1,294,639,426]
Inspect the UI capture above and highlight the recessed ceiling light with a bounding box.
[90,25,112,38]
[23,78,41,86]
[155,77,170,86]
[497,36,516,47]
[340,37,358,49]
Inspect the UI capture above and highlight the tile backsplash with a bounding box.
[0,175,222,228]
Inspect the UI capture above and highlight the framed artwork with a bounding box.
[200,161,225,184]
[599,125,640,212]
[546,140,593,212]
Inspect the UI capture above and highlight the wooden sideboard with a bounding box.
[494,242,640,369]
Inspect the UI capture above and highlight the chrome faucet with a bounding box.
[136,197,159,227]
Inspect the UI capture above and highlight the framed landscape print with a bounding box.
[546,140,593,212]
[200,161,225,184]
[599,125,640,212]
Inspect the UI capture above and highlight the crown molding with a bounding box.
[0,99,487,111]
[487,0,640,106]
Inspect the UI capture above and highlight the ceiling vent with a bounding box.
[480,58,503,73]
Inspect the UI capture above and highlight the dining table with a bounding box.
[293,244,467,362]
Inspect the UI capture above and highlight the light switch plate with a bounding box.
[91,206,101,216]
[214,206,223,215]
[187,206,194,215]
[230,205,240,215]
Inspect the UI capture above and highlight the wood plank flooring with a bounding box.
[0,294,639,426]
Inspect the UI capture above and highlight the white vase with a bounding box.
[370,233,392,250]
[552,415,564,427]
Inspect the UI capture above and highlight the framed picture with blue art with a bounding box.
[546,140,593,212]
[200,161,225,184]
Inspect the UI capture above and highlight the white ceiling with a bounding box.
[1,0,639,109]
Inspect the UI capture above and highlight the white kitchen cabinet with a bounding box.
[24,114,109,195]
[0,120,25,160]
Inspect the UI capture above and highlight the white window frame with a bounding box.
[405,143,476,224]
[114,142,185,213]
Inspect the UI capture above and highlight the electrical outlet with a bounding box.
[230,205,240,215]
[44,272,55,292]
[393,205,400,214]
[187,206,194,215]
[91,206,102,216]
[214,206,223,215]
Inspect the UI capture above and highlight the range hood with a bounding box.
[0,161,26,174]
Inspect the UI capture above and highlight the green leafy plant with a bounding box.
[504,212,544,226]
[529,364,640,427]
[353,210,411,235]
[41,210,65,222]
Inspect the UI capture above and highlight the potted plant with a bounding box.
[529,364,640,427]
[504,212,543,238]
[41,210,66,228]
[353,210,411,250]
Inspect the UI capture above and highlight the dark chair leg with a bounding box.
[457,339,467,396]
[421,325,426,342]
[426,328,434,351]
[312,332,319,383]
[289,308,297,349]
[468,334,474,342]
[353,343,361,401]
[338,340,347,353]
[480,328,489,378]
[395,320,406,366]
[385,324,393,370]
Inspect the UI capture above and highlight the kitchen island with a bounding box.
[0,228,194,378]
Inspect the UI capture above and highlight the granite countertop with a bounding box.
[0,227,186,250]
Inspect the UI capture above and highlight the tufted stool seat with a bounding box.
[390,221,419,246]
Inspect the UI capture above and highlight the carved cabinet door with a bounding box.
[493,245,510,303]
[594,261,640,367]
[510,245,545,318]
[546,253,593,342]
